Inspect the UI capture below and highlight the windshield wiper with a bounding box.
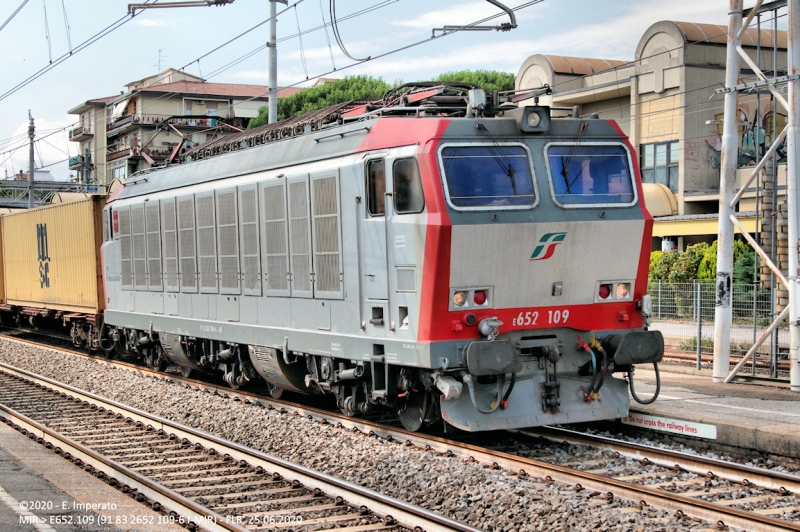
[560,156,571,193]
[477,123,518,194]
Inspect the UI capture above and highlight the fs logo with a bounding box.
[530,232,567,261]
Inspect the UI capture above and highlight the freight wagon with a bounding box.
[0,196,106,348]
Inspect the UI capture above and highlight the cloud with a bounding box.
[133,18,175,27]
[527,0,730,59]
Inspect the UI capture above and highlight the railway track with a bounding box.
[2,333,800,531]
[0,363,479,532]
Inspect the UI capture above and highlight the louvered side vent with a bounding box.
[216,190,240,294]
[118,207,133,289]
[396,267,416,292]
[177,197,197,292]
[288,180,312,295]
[162,200,179,292]
[263,182,289,293]
[311,175,341,296]
[239,186,261,295]
[131,204,148,290]
[196,194,218,292]
[145,202,163,291]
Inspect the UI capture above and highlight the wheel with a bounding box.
[180,366,195,379]
[267,382,283,399]
[397,390,431,432]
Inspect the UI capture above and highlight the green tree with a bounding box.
[696,241,718,281]
[247,70,516,128]
[667,242,708,283]
[733,245,757,284]
[248,75,393,128]
[432,69,515,92]
[697,240,755,283]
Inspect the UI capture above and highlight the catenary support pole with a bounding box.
[268,0,278,124]
[789,0,800,392]
[713,0,743,383]
[28,110,34,209]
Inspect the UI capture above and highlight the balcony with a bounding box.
[106,146,172,163]
[68,154,91,170]
[106,114,135,137]
[106,114,229,138]
[69,126,93,142]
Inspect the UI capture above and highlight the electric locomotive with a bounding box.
[99,83,663,431]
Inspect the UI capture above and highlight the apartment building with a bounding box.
[69,68,301,184]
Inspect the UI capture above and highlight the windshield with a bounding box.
[547,144,635,206]
[440,145,535,209]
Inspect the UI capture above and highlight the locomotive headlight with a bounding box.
[526,111,541,128]
[453,291,467,307]
[616,283,631,299]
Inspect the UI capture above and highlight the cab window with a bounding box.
[439,144,535,209]
[393,158,424,214]
[367,159,385,216]
[546,144,635,206]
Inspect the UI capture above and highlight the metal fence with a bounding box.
[647,281,788,378]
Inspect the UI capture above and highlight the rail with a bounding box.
[2,333,800,531]
[0,361,480,532]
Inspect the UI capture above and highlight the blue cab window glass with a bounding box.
[547,145,635,205]
[440,146,535,208]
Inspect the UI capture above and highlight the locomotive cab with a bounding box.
[424,102,664,431]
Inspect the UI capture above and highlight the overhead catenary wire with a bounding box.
[0,0,30,33]
[61,0,73,52]
[125,0,401,122]
[201,1,396,80]
[330,0,368,62]
[179,0,305,73]
[42,0,53,63]
[0,0,157,104]
[318,0,335,70]
[294,4,309,79]
[16,2,786,180]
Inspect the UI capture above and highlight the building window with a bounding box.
[185,101,192,115]
[112,166,126,181]
[641,141,679,192]
[206,102,218,116]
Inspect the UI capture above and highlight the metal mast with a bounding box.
[268,0,280,124]
[267,0,287,124]
[789,0,800,392]
[715,0,800,392]
[713,0,743,383]
[28,111,35,209]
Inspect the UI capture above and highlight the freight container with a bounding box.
[1,196,105,315]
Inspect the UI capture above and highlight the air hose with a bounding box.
[579,334,608,402]
[462,373,503,414]
[500,372,516,409]
[629,362,660,404]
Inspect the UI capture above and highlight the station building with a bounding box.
[516,20,789,259]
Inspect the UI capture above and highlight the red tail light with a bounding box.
[598,284,611,299]
[473,290,487,305]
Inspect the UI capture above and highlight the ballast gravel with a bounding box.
[0,340,725,532]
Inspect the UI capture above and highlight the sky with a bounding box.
[0,0,743,180]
